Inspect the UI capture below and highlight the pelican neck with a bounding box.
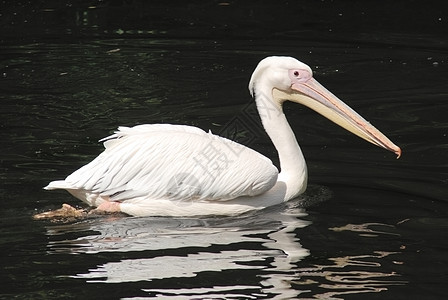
[254,89,308,200]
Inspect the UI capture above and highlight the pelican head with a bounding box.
[249,56,401,158]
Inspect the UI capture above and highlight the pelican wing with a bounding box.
[48,124,278,202]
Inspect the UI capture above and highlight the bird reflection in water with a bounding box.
[42,186,405,299]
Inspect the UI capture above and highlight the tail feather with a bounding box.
[44,180,73,190]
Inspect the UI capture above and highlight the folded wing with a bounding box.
[46,124,278,202]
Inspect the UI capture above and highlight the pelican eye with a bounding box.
[288,69,311,83]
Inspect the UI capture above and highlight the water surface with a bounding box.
[1,2,448,299]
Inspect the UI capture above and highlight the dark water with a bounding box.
[1,1,448,299]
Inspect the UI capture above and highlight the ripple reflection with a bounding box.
[42,186,405,299]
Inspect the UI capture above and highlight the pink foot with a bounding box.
[94,201,121,213]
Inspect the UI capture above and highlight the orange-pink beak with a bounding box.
[273,76,401,158]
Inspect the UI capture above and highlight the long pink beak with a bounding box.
[274,78,401,158]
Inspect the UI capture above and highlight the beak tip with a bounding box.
[395,147,402,159]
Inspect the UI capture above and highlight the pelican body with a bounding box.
[45,56,401,217]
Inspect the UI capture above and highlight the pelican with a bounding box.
[45,56,401,217]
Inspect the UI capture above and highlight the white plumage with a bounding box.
[47,124,277,203]
[45,56,401,217]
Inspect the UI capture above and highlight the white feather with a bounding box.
[46,124,278,208]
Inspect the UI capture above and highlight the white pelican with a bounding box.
[45,56,401,217]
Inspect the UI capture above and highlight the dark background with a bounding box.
[1,0,446,39]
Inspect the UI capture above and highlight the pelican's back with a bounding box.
[45,124,278,204]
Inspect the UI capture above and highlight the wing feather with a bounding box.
[53,124,278,202]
